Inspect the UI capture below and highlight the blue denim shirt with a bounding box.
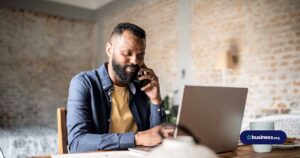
[67,63,165,153]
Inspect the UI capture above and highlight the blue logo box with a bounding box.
[240,130,287,144]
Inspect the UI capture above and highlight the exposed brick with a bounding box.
[281,88,287,93]
[293,59,300,65]
[0,8,97,127]
[191,0,300,128]
[279,74,287,80]
[282,54,293,59]
[281,61,289,66]
[294,81,300,86]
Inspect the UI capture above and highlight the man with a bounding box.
[67,23,168,153]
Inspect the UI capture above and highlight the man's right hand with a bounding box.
[135,125,162,146]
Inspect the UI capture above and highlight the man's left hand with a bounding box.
[138,65,162,105]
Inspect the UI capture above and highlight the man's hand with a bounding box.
[160,125,175,138]
[135,125,162,146]
[138,65,162,105]
[134,125,175,146]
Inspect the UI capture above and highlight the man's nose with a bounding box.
[130,55,139,65]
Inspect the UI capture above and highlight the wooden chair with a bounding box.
[57,107,68,154]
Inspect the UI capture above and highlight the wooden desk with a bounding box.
[218,145,300,158]
[31,145,300,158]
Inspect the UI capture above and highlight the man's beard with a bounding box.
[112,56,140,85]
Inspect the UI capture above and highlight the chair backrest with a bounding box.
[57,107,68,154]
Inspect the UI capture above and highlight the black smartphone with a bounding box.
[136,69,151,88]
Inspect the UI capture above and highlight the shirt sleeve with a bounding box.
[149,102,165,128]
[67,75,135,153]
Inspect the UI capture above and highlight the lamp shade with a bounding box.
[215,51,234,70]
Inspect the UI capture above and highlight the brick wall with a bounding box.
[0,8,97,127]
[100,0,178,97]
[1,0,299,129]
[191,0,300,127]
[100,0,300,128]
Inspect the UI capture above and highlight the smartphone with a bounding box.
[136,69,151,88]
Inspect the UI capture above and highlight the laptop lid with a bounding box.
[176,85,248,153]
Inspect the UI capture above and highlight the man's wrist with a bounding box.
[150,98,163,105]
[135,132,142,146]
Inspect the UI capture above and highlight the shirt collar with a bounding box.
[98,63,137,95]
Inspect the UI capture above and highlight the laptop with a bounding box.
[130,85,248,154]
[176,85,248,153]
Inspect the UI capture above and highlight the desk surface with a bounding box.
[31,145,300,158]
[218,145,300,158]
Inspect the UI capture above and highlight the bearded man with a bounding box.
[67,23,169,153]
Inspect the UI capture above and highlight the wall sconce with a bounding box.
[215,51,234,85]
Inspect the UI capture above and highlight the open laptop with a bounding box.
[130,85,248,154]
[175,85,248,153]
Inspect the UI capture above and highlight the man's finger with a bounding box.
[139,67,154,74]
[162,128,175,133]
[138,75,152,81]
[141,83,152,91]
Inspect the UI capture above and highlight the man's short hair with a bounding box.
[111,23,146,39]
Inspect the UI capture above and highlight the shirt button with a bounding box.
[157,109,161,112]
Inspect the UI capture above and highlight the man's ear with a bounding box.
[106,42,112,58]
